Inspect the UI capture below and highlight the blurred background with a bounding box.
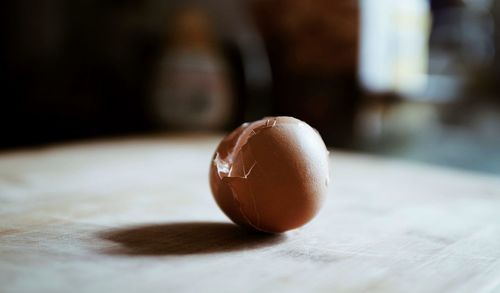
[1,0,499,174]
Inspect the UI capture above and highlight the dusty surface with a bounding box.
[1,135,500,293]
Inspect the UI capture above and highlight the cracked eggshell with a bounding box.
[209,116,330,233]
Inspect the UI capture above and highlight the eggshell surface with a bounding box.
[209,117,330,233]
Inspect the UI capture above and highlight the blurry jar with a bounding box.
[151,6,233,130]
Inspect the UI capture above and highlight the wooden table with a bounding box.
[1,135,499,293]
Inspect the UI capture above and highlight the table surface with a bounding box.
[1,135,500,293]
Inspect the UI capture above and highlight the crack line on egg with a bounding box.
[222,147,261,231]
[242,158,247,177]
[241,151,261,227]
[247,175,261,228]
[226,142,263,232]
[244,161,257,178]
[227,181,262,232]
[214,118,283,233]
[245,143,263,230]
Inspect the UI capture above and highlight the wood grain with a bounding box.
[1,135,500,293]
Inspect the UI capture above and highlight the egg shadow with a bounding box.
[97,222,286,256]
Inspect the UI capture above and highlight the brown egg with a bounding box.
[209,116,330,233]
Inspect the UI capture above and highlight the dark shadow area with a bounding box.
[98,221,286,256]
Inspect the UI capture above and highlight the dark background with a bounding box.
[1,0,499,173]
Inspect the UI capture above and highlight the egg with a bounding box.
[209,116,330,233]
